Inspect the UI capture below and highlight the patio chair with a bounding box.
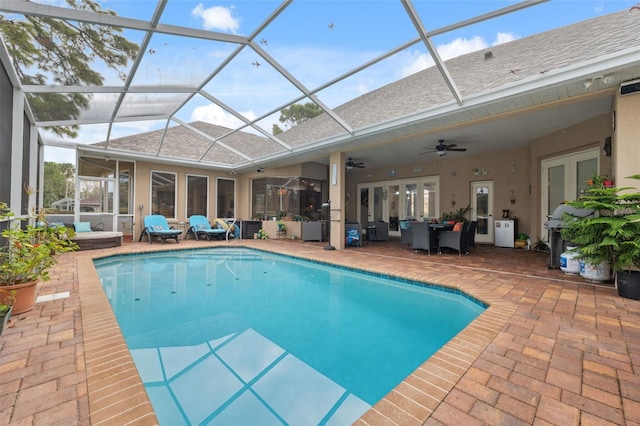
[438,222,469,256]
[467,221,478,251]
[410,222,432,255]
[399,220,413,249]
[139,215,182,244]
[185,215,227,241]
[212,218,240,239]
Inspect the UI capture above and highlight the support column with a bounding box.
[327,152,345,250]
[11,87,24,212]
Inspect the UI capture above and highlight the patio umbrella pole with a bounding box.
[322,201,335,250]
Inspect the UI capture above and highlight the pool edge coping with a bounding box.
[79,244,516,425]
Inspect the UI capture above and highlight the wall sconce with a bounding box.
[510,190,516,204]
[451,168,457,177]
[383,190,388,200]
[451,193,456,207]
[472,167,489,176]
[511,162,516,173]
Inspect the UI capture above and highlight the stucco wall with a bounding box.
[614,92,640,189]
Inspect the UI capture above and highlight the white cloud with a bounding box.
[401,52,434,78]
[191,104,264,131]
[438,36,488,61]
[191,4,240,33]
[493,32,519,46]
[399,32,520,78]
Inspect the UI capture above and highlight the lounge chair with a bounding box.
[139,215,182,244]
[185,215,227,240]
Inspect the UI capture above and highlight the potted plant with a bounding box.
[560,175,640,297]
[441,204,472,223]
[0,202,78,314]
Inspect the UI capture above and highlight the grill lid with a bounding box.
[545,204,594,229]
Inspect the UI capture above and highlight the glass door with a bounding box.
[471,181,494,244]
[388,184,400,232]
[540,148,599,236]
[359,187,369,225]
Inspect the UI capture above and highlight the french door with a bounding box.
[358,177,439,235]
[540,148,599,237]
[471,181,494,244]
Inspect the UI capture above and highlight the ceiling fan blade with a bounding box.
[443,143,458,149]
[447,148,467,152]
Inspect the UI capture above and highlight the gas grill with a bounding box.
[545,204,593,269]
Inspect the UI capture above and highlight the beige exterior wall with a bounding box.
[343,146,532,234]
[529,113,612,238]
[614,92,640,190]
[132,161,328,236]
[128,102,634,244]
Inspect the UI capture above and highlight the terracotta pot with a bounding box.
[0,280,39,315]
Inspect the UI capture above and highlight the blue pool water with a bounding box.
[94,248,485,425]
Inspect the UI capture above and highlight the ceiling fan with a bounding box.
[345,158,365,169]
[421,139,467,156]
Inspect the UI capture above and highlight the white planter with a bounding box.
[579,260,611,282]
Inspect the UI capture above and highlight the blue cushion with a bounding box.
[74,222,92,232]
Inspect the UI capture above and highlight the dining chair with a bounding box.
[410,222,432,255]
[399,220,413,249]
[438,222,469,256]
[467,220,478,251]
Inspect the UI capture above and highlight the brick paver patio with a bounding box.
[1,237,639,425]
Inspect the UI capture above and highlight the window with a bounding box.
[151,171,176,218]
[78,178,113,213]
[217,178,235,218]
[187,175,208,218]
[251,177,325,220]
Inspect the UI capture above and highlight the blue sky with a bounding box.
[37,0,640,163]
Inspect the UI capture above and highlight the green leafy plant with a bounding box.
[560,174,640,273]
[531,236,550,252]
[257,228,269,239]
[0,289,15,314]
[441,204,472,222]
[277,220,286,232]
[0,202,78,286]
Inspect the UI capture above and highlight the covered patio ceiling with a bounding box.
[1,0,640,172]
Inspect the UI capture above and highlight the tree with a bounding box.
[272,102,323,135]
[43,162,75,209]
[0,1,138,137]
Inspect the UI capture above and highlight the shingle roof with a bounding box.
[85,9,640,167]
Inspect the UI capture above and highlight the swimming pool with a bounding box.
[94,247,485,425]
